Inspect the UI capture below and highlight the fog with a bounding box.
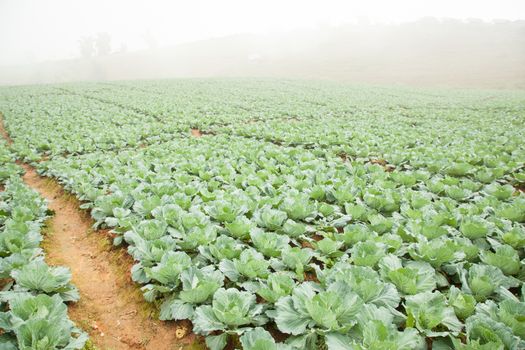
[1,0,524,87]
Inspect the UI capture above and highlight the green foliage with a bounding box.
[0,174,85,349]
[2,80,525,348]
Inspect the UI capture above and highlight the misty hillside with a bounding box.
[1,19,524,87]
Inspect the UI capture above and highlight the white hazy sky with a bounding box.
[0,0,524,66]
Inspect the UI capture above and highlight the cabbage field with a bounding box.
[0,79,525,349]
[0,140,87,349]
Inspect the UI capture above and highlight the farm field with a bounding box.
[0,79,525,350]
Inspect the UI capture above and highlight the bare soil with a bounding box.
[190,128,202,137]
[0,115,199,350]
[0,114,12,145]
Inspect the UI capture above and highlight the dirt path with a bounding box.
[0,115,197,350]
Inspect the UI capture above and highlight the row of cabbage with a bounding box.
[57,79,525,130]
[74,81,525,187]
[13,81,523,188]
[2,81,524,179]
[0,88,188,161]
[0,140,87,350]
[208,110,525,186]
[34,132,525,349]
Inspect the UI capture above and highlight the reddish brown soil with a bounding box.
[0,114,199,350]
[0,114,12,145]
[190,129,202,137]
[369,158,395,172]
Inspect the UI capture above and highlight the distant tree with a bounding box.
[78,36,95,59]
[95,32,112,56]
